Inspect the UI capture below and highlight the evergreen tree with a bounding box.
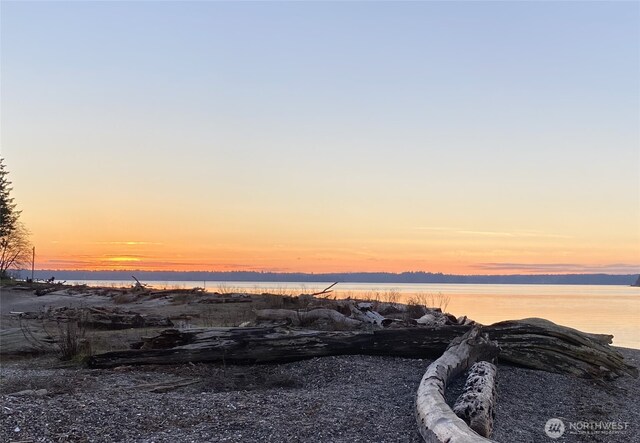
[0,158,20,238]
[0,158,30,278]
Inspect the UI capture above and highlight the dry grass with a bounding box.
[336,288,401,304]
[406,292,451,312]
[18,317,92,361]
[55,320,89,361]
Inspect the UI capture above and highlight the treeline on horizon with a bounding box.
[20,270,640,286]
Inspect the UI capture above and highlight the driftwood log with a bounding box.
[415,328,498,442]
[34,284,65,296]
[255,308,363,327]
[257,304,394,328]
[348,302,388,326]
[307,282,339,297]
[86,318,638,379]
[15,306,174,330]
[88,326,465,368]
[197,296,252,304]
[79,307,173,330]
[486,318,634,379]
[453,361,497,438]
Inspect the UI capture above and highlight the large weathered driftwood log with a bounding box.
[86,318,638,379]
[486,318,635,379]
[453,361,498,438]
[416,328,498,442]
[87,326,465,368]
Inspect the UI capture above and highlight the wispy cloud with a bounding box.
[413,227,571,239]
[91,241,164,246]
[456,230,516,238]
[45,259,93,265]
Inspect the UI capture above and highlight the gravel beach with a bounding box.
[1,287,638,442]
[1,349,639,443]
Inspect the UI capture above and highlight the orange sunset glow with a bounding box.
[2,1,638,277]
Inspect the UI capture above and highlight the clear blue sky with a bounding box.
[1,1,638,273]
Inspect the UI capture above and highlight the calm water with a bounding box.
[68,280,640,349]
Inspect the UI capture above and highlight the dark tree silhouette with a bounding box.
[0,158,30,278]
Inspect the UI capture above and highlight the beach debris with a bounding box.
[197,293,252,304]
[306,282,339,298]
[34,283,66,296]
[416,313,447,327]
[348,302,388,326]
[457,316,475,326]
[255,308,363,328]
[131,275,147,292]
[415,328,498,442]
[255,303,451,329]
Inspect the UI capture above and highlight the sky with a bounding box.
[1,1,638,275]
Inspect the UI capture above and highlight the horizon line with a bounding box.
[27,269,640,277]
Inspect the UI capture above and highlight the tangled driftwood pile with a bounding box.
[85,299,637,442]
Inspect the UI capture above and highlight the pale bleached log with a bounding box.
[255,308,363,328]
[416,313,447,327]
[349,302,387,326]
[453,361,498,438]
[415,328,499,443]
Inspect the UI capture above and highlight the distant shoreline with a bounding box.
[16,270,640,286]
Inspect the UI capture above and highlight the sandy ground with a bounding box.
[0,288,113,316]
[0,286,638,442]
